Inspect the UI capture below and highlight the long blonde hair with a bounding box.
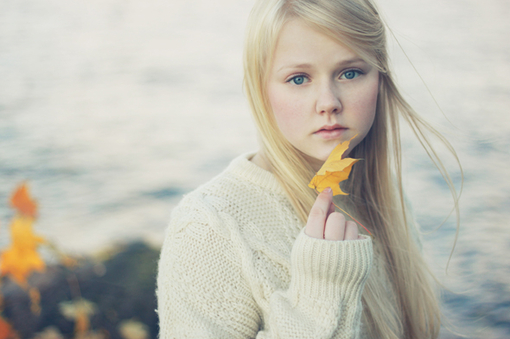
[243,0,460,337]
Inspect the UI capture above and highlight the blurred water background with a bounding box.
[0,0,509,337]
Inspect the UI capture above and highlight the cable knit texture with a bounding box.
[157,153,374,338]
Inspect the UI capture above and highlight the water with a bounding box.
[0,0,509,337]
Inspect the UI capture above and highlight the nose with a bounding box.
[316,82,342,115]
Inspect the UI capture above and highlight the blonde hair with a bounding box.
[243,0,460,337]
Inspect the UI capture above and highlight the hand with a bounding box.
[305,187,359,241]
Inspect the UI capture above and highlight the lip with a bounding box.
[314,124,347,139]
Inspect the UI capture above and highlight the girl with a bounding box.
[157,0,459,337]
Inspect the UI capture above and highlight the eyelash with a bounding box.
[287,69,364,85]
[340,69,364,80]
[287,75,309,85]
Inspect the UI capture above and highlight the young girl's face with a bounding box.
[266,18,379,166]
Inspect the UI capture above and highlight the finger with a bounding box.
[305,188,333,239]
[344,220,358,240]
[324,212,346,241]
[327,200,335,217]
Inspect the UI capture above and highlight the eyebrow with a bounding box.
[277,58,366,72]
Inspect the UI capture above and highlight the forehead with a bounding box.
[271,18,359,67]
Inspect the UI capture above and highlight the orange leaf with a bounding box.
[0,215,46,287]
[75,311,90,335]
[10,183,38,218]
[0,316,19,339]
[29,288,42,315]
[61,256,78,269]
[59,298,96,336]
[308,135,359,195]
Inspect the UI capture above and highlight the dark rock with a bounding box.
[0,241,160,339]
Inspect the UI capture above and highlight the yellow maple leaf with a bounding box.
[307,135,373,236]
[0,215,46,287]
[10,183,38,218]
[308,135,359,195]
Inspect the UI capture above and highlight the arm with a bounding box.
[157,192,373,339]
[260,230,372,338]
[157,217,261,338]
[259,188,372,338]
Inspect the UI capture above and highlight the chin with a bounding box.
[319,146,338,160]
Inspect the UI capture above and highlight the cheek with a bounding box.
[365,82,379,122]
[268,87,305,138]
[369,77,380,107]
[353,76,379,126]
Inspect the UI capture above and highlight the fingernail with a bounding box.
[324,187,332,193]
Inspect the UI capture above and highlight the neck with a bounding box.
[251,149,324,174]
[299,152,324,173]
[250,151,272,172]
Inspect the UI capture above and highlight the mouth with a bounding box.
[314,124,347,139]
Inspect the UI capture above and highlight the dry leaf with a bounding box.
[307,135,373,236]
[33,327,64,339]
[0,215,46,287]
[10,183,38,218]
[0,316,19,339]
[308,135,359,195]
[59,298,96,336]
[118,319,149,339]
[29,287,42,315]
[61,256,78,269]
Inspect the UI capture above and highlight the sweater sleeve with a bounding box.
[259,229,373,339]
[157,216,373,339]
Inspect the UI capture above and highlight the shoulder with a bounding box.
[158,152,300,291]
[166,152,295,239]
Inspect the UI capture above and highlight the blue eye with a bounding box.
[289,75,308,85]
[341,70,362,80]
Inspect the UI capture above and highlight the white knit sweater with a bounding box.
[157,153,374,338]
